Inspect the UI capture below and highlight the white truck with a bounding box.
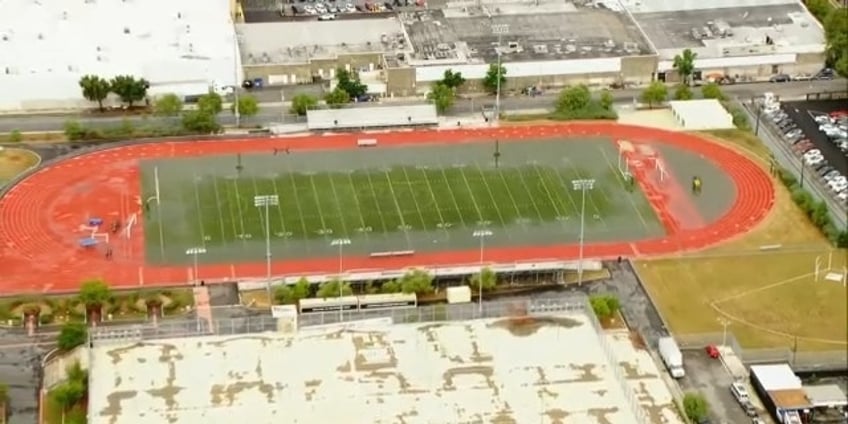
[658,336,685,378]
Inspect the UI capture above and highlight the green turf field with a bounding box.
[140,138,665,264]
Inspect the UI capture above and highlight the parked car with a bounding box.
[823,170,842,182]
[784,128,803,139]
[792,141,814,153]
[816,165,835,177]
[769,74,791,82]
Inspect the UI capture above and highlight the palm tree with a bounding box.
[672,48,698,86]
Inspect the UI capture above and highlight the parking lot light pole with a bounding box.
[472,229,493,315]
[254,195,279,301]
[330,238,351,321]
[232,31,241,128]
[491,24,509,122]
[571,179,595,286]
[185,247,207,285]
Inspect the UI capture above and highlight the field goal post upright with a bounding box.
[636,144,665,184]
[154,166,161,205]
[616,139,635,183]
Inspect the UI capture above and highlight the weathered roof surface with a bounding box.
[88,314,643,424]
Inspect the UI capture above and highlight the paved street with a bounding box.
[0,336,50,424]
[0,80,843,133]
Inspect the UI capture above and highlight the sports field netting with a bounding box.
[140,138,665,264]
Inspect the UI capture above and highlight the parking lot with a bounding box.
[679,350,757,424]
[761,97,848,208]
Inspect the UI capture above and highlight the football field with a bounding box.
[140,138,665,264]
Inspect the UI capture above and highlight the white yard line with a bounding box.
[190,170,209,244]
[514,167,546,222]
[269,177,289,235]
[457,165,485,223]
[207,176,230,246]
[551,162,609,230]
[399,166,429,229]
[307,174,329,232]
[212,177,239,243]
[382,167,414,244]
[436,159,468,227]
[473,161,508,229]
[326,173,350,236]
[530,165,566,217]
[418,166,451,235]
[598,146,650,231]
[343,171,371,236]
[283,162,310,237]
[230,178,250,247]
[363,171,391,234]
[496,170,529,230]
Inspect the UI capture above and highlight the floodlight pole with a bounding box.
[492,24,509,123]
[472,229,493,316]
[185,247,207,285]
[570,179,595,285]
[254,195,279,301]
[717,317,731,348]
[233,31,241,128]
[330,238,352,321]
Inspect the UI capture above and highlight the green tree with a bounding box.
[804,0,833,22]
[640,81,668,109]
[672,48,698,85]
[317,279,353,298]
[398,269,434,295]
[63,120,87,141]
[292,277,311,300]
[153,93,184,117]
[78,75,111,112]
[555,84,592,113]
[427,82,455,114]
[441,69,466,90]
[682,392,709,421]
[9,129,22,142]
[0,382,8,404]
[599,89,614,111]
[673,84,694,100]
[589,294,620,319]
[470,267,497,291]
[182,110,220,134]
[57,322,88,351]
[197,92,223,115]
[78,279,111,309]
[701,82,725,100]
[823,7,848,77]
[324,87,351,108]
[482,63,507,94]
[275,278,311,304]
[335,68,368,99]
[233,94,259,117]
[381,279,403,294]
[290,94,318,116]
[109,75,148,108]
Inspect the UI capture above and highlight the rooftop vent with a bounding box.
[123,27,130,34]
[37,33,43,40]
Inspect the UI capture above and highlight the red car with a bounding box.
[706,344,720,359]
[792,141,814,153]
[830,110,848,119]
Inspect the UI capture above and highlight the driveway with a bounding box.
[0,337,50,424]
[679,350,755,424]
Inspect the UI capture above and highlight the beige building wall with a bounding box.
[242,53,385,85]
[620,55,658,85]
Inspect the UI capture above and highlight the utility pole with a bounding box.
[492,24,509,124]
[570,179,595,285]
[330,238,352,322]
[254,195,279,301]
[232,31,241,128]
[472,229,493,316]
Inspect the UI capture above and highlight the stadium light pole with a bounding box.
[232,31,241,128]
[571,179,595,286]
[254,195,279,301]
[185,247,207,285]
[492,24,509,123]
[472,229,493,315]
[330,238,352,321]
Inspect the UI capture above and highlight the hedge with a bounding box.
[777,168,848,247]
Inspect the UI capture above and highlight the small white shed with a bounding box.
[669,99,734,130]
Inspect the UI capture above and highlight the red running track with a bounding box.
[0,123,775,294]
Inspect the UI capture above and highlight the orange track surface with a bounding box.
[0,123,774,294]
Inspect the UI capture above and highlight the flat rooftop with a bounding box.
[88,314,643,424]
[236,18,412,65]
[401,5,652,65]
[634,4,826,59]
[0,0,239,106]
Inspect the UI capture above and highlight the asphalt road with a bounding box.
[0,336,49,424]
[0,80,843,133]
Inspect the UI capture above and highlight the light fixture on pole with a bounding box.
[570,179,595,286]
[254,195,279,301]
[491,24,509,123]
[472,229,493,315]
[330,238,352,321]
[717,317,731,348]
[185,247,207,285]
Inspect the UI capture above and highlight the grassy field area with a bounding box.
[637,129,847,350]
[0,148,40,185]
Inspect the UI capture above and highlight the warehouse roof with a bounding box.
[804,384,848,408]
[751,364,802,391]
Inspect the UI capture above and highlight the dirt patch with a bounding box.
[629,331,647,350]
[598,311,627,330]
[487,316,581,337]
[0,147,40,183]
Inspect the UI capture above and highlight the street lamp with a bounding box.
[492,24,509,123]
[330,238,351,321]
[232,31,241,127]
[717,317,731,348]
[472,229,493,315]
[571,179,595,285]
[185,247,207,285]
[254,195,279,300]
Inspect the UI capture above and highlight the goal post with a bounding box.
[124,213,137,240]
[154,166,161,205]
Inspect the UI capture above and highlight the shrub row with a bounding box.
[777,168,848,247]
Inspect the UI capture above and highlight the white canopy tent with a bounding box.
[669,99,734,130]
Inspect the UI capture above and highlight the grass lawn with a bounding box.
[0,148,40,185]
[636,129,847,350]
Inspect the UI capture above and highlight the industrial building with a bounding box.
[749,364,848,424]
[0,0,241,112]
[86,311,671,424]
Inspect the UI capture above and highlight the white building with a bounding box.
[0,0,241,112]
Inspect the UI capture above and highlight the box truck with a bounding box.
[658,336,685,378]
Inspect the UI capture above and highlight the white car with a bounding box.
[318,13,336,20]
[806,155,825,166]
[345,2,356,12]
[830,181,848,193]
[837,190,848,202]
[803,149,822,159]
[814,115,833,125]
